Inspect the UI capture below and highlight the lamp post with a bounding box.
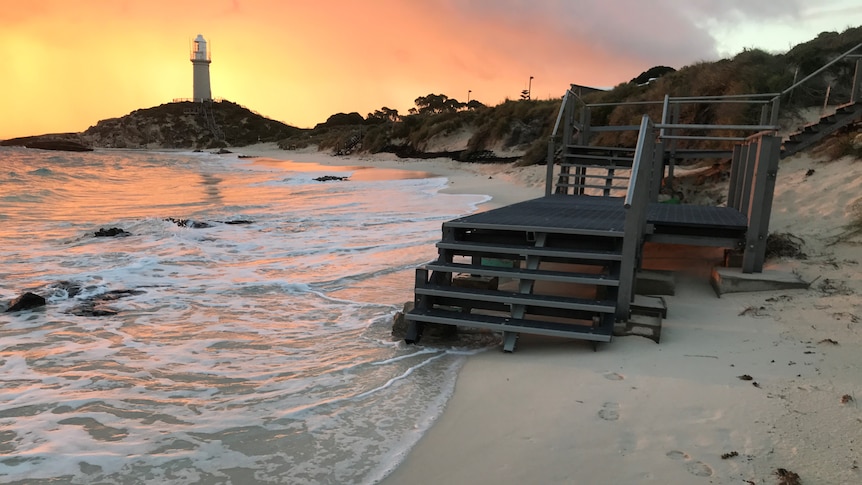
[528,76,534,100]
[467,90,471,103]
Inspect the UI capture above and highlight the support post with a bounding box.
[727,144,744,210]
[742,135,781,273]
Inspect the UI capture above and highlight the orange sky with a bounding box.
[2,0,861,139]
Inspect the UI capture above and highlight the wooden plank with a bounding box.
[415,284,617,313]
[424,261,621,286]
[407,308,614,342]
[435,241,624,261]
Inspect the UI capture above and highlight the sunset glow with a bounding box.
[2,0,861,139]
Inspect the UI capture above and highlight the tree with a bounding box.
[322,112,365,126]
[630,66,676,85]
[414,93,464,114]
[367,107,401,124]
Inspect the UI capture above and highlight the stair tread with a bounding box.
[425,261,621,286]
[436,240,624,260]
[407,307,614,341]
[556,170,631,180]
[416,283,617,312]
[555,182,629,191]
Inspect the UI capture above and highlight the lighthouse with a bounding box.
[190,34,212,101]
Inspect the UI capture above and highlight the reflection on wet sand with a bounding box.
[251,158,436,181]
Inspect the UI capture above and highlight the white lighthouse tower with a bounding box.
[190,34,212,101]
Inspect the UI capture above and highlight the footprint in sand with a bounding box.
[598,402,620,421]
[603,372,624,380]
[665,450,714,477]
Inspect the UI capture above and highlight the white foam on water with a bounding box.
[0,147,495,484]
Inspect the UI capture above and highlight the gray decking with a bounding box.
[445,194,748,241]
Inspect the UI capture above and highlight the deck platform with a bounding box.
[446,194,748,243]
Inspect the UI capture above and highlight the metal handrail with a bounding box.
[551,89,578,138]
[779,42,862,96]
[624,115,653,209]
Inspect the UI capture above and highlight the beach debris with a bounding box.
[817,278,854,296]
[765,232,807,260]
[818,338,839,345]
[738,374,753,381]
[94,227,131,237]
[739,306,768,317]
[165,218,212,229]
[313,175,349,182]
[805,168,815,177]
[5,292,46,312]
[840,394,854,404]
[721,451,739,459]
[753,382,761,388]
[217,219,255,225]
[774,467,801,485]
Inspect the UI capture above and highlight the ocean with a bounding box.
[0,147,493,484]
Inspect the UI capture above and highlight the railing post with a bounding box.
[545,138,555,197]
[852,58,861,104]
[727,144,744,210]
[650,141,664,202]
[770,95,781,130]
[742,135,781,273]
[619,115,654,320]
[738,142,757,216]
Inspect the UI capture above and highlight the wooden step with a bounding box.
[424,261,620,287]
[407,307,614,342]
[555,182,629,191]
[565,144,635,155]
[436,241,624,261]
[556,169,631,180]
[415,284,617,313]
[562,152,635,164]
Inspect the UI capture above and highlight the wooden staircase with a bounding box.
[406,225,623,351]
[782,101,862,158]
[405,117,659,351]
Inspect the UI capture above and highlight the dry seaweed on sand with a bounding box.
[765,232,807,259]
[774,468,802,485]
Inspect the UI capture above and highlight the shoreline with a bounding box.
[233,142,548,210]
[234,143,862,484]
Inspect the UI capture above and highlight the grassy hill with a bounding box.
[82,100,302,149]
[280,26,862,165]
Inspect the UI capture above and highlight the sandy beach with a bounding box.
[239,143,862,484]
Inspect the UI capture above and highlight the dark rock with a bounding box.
[98,289,146,301]
[67,302,119,317]
[313,175,349,182]
[219,219,254,225]
[0,135,93,152]
[215,148,232,154]
[66,289,145,317]
[94,227,131,237]
[51,281,83,298]
[165,218,212,229]
[392,302,458,341]
[5,292,47,312]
